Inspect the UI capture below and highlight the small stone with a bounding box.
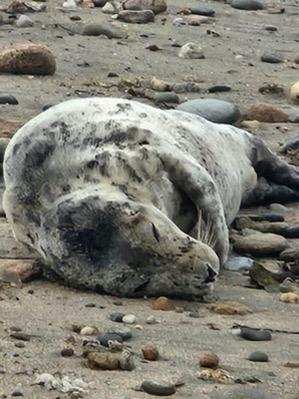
[118,10,155,23]
[122,314,136,324]
[280,292,299,303]
[146,315,157,324]
[61,347,74,357]
[175,306,184,313]
[261,52,284,64]
[152,296,174,311]
[16,15,33,28]
[248,351,269,362]
[178,42,205,59]
[208,301,251,315]
[14,342,25,348]
[63,0,77,10]
[87,351,120,370]
[154,92,179,104]
[189,5,215,16]
[107,327,132,341]
[185,15,211,26]
[102,1,118,13]
[178,99,240,124]
[146,44,161,51]
[197,369,234,384]
[82,23,124,38]
[11,385,23,397]
[80,326,98,335]
[289,81,299,104]
[0,43,55,76]
[246,103,288,123]
[141,381,176,396]
[265,25,277,31]
[199,352,219,368]
[239,327,272,341]
[150,77,171,91]
[10,332,31,341]
[231,0,264,10]
[141,343,159,360]
[109,312,124,322]
[279,248,299,261]
[224,256,254,271]
[98,333,123,347]
[93,0,107,6]
[233,232,289,256]
[240,120,260,133]
[269,203,289,213]
[0,94,18,105]
[208,85,231,93]
[122,0,167,14]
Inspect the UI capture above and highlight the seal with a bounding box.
[3,98,299,297]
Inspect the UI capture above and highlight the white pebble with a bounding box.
[122,314,136,324]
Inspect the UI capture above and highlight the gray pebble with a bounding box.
[248,351,269,362]
[0,94,18,105]
[261,52,284,64]
[231,0,264,10]
[141,380,176,396]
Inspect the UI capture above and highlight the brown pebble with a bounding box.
[280,293,299,304]
[141,343,159,361]
[61,347,74,357]
[14,342,25,348]
[10,332,31,341]
[199,352,219,368]
[151,297,174,311]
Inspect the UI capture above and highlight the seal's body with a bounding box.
[3,98,299,297]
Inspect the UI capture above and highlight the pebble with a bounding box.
[224,255,254,271]
[246,103,288,123]
[122,314,136,324]
[199,352,219,368]
[208,85,231,93]
[280,292,299,303]
[178,42,205,59]
[80,326,98,335]
[146,315,157,324]
[233,232,289,256]
[239,327,272,341]
[177,99,240,124]
[98,332,123,347]
[10,332,31,341]
[87,351,134,370]
[185,15,211,26]
[63,0,78,10]
[14,342,25,348]
[189,5,215,16]
[249,213,284,222]
[279,248,299,261]
[289,81,299,104]
[240,120,260,132]
[265,25,277,31]
[269,203,289,213]
[109,312,124,322]
[102,2,118,13]
[0,43,56,76]
[231,0,264,10]
[106,327,132,340]
[0,94,18,105]
[152,296,174,311]
[93,0,107,6]
[118,10,155,23]
[261,52,284,64]
[248,351,269,362]
[141,343,159,360]
[188,311,200,318]
[122,0,167,14]
[16,15,33,28]
[11,385,24,397]
[154,92,179,104]
[141,380,176,396]
[82,23,124,38]
[61,347,74,357]
[208,301,251,315]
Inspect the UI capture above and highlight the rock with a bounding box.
[224,256,254,271]
[122,314,136,324]
[87,351,119,370]
[199,352,219,368]
[93,0,107,6]
[185,15,211,26]
[61,347,74,357]
[0,94,18,105]
[146,44,162,51]
[154,92,179,104]
[98,333,123,347]
[289,81,299,104]
[82,23,124,38]
[0,259,40,284]
[246,103,288,123]
[102,1,118,13]
[240,120,260,133]
[247,213,284,222]
[283,226,299,238]
[106,327,132,340]
[189,5,215,16]
[280,292,299,303]
[280,136,299,154]
[239,327,272,341]
[231,0,264,10]
[146,315,157,324]
[233,232,289,256]
[0,43,55,75]
[63,0,77,10]
[265,25,277,31]
[109,312,124,322]
[248,351,269,362]
[235,217,289,235]
[150,77,171,91]
[177,99,240,124]
[152,296,174,311]
[122,0,167,14]
[249,262,286,290]
[208,301,251,315]
[279,248,299,261]
[197,368,234,384]
[141,343,159,360]
[178,43,205,59]
[269,203,289,213]
[10,332,31,341]
[15,342,25,348]
[141,380,176,396]
[16,14,33,27]
[80,326,98,335]
[11,385,24,397]
[261,52,284,63]
[208,85,231,93]
[117,10,155,23]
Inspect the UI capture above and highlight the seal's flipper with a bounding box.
[157,148,229,265]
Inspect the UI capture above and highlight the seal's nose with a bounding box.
[205,266,217,283]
